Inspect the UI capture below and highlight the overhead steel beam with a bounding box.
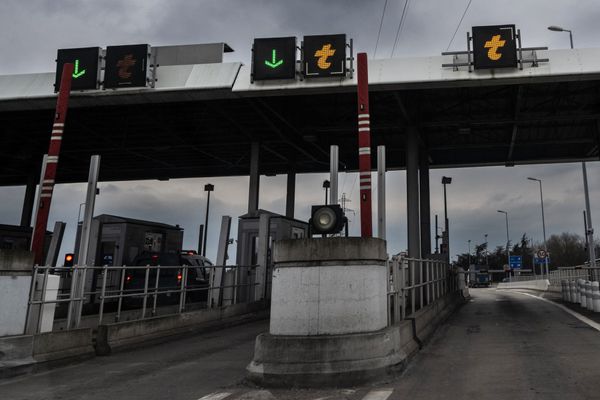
[507,86,524,162]
[211,103,291,163]
[256,98,331,161]
[247,101,327,165]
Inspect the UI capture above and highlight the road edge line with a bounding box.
[500,290,600,332]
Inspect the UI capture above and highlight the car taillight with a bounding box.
[177,272,182,281]
[126,274,132,283]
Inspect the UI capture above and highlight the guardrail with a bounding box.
[387,256,457,325]
[498,268,594,286]
[25,264,258,334]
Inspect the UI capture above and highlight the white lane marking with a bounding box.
[362,389,393,400]
[197,392,231,400]
[506,290,600,332]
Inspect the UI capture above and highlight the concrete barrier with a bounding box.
[32,328,94,363]
[592,281,600,312]
[1,329,94,379]
[497,279,550,291]
[96,300,266,355]
[0,250,33,337]
[247,291,464,387]
[580,279,587,308]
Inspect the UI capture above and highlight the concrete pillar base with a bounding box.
[247,237,401,387]
[246,326,406,388]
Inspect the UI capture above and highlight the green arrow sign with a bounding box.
[72,59,86,79]
[264,49,284,68]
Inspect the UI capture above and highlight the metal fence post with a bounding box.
[116,266,126,322]
[98,265,108,325]
[152,266,161,316]
[24,265,39,334]
[141,265,150,319]
[178,266,187,314]
[393,257,400,323]
[66,265,78,329]
[419,260,423,310]
[36,266,50,334]
[410,259,416,316]
[74,266,88,328]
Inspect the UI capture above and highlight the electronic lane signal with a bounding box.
[104,44,150,89]
[55,47,101,92]
[472,25,518,70]
[303,34,347,78]
[252,37,297,81]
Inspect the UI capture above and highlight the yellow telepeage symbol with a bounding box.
[315,44,336,70]
[484,35,506,61]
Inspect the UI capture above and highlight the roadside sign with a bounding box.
[303,34,346,78]
[535,257,550,265]
[104,44,150,89]
[55,47,101,92]
[252,37,297,81]
[472,25,518,70]
[536,249,547,259]
[509,255,522,269]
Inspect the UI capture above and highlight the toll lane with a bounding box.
[388,288,600,400]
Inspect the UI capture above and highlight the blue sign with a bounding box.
[509,255,522,269]
[534,257,550,265]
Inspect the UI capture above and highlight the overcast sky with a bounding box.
[1,0,599,263]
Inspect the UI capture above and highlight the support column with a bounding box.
[20,173,37,227]
[419,151,431,257]
[285,171,296,219]
[248,142,260,213]
[406,127,421,258]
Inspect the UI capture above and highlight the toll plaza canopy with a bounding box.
[1,46,599,186]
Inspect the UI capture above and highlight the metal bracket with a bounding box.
[441,30,549,72]
[297,43,304,81]
[347,38,354,80]
[250,45,255,84]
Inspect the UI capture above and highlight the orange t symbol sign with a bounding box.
[484,35,506,61]
[315,44,336,70]
[117,54,137,79]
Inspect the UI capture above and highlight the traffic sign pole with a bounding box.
[356,53,372,238]
[31,63,74,265]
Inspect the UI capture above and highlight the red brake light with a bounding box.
[177,272,182,281]
[151,255,159,261]
[126,275,132,282]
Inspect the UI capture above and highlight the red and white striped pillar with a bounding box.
[31,63,74,265]
[356,53,372,238]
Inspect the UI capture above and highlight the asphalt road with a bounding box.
[2,289,600,400]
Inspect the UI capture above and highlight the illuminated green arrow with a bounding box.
[264,49,283,68]
[72,59,86,79]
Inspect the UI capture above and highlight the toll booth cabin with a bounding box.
[73,214,184,303]
[235,210,308,303]
[0,224,51,261]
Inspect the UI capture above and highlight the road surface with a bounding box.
[2,289,599,399]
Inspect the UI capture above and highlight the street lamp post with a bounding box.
[202,184,214,257]
[528,177,549,279]
[442,176,452,262]
[498,210,511,280]
[548,25,597,275]
[484,233,489,268]
[548,25,573,49]
[468,239,471,267]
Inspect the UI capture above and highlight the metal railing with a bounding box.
[387,256,457,325]
[25,264,258,334]
[505,268,596,286]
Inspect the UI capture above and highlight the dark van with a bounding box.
[123,252,213,305]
